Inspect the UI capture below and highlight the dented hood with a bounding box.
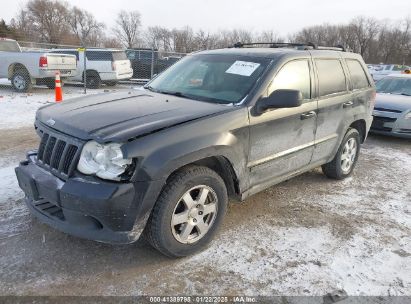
[36,90,231,142]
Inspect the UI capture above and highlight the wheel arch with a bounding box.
[8,63,30,79]
[349,119,366,143]
[165,156,241,201]
[82,69,100,80]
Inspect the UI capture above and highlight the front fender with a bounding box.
[123,108,249,191]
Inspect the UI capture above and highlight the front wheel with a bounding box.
[144,166,228,257]
[85,71,101,89]
[322,128,361,179]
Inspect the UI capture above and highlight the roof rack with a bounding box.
[232,42,346,52]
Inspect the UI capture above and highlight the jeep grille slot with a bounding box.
[36,125,83,180]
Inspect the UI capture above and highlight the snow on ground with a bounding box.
[0,79,135,129]
[0,166,28,240]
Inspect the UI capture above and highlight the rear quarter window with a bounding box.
[346,59,370,90]
[315,59,347,97]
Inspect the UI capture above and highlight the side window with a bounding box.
[346,59,369,90]
[315,59,347,96]
[268,60,311,100]
[86,51,113,61]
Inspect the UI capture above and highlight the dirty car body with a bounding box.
[15,47,375,252]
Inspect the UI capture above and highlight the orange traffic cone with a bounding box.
[55,72,63,103]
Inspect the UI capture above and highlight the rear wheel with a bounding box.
[322,128,361,179]
[144,166,228,257]
[85,71,101,89]
[11,70,32,92]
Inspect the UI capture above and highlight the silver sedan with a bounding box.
[371,74,411,138]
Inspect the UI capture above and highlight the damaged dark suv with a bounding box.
[15,43,375,257]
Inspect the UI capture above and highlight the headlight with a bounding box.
[77,141,132,181]
[404,112,411,120]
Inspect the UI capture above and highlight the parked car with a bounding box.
[371,74,411,138]
[49,49,133,88]
[0,38,77,92]
[371,64,410,81]
[15,43,375,257]
[126,48,158,80]
[126,49,183,80]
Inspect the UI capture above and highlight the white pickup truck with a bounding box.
[0,38,77,92]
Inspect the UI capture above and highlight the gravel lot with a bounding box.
[0,89,410,296]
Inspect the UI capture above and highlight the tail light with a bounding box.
[111,61,116,71]
[39,56,48,68]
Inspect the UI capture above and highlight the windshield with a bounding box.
[376,77,411,96]
[146,54,270,104]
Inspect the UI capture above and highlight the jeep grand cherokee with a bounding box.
[15,43,375,257]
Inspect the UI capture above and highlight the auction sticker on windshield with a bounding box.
[225,61,261,76]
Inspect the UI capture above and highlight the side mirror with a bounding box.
[256,89,303,114]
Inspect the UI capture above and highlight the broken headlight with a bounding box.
[77,141,132,181]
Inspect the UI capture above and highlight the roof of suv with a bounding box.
[51,48,125,52]
[195,47,362,60]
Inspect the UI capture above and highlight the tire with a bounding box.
[322,128,361,180]
[144,166,228,257]
[85,71,101,89]
[11,70,32,93]
[104,81,117,87]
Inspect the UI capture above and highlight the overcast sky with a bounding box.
[2,0,410,35]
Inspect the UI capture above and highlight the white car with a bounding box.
[0,38,77,92]
[49,49,133,88]
[371,64,410,81]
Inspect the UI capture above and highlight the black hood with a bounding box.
[36,90,232,142]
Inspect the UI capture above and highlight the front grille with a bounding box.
[33,199,65,220]
[36,124,83,180]
[398,129,411,134]
[374,107,403,113]
[371,116,397,132]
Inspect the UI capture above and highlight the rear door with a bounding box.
[248,58,317,189]
[311,57,352,164]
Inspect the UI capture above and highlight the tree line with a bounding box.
[0,0,410,64]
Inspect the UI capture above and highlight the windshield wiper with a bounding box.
[158,90,191,99]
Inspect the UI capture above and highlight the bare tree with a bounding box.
[113,10,141,48]
[24,0,71,43]
[68,6,105,46]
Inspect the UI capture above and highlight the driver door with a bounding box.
[248,58,317,190]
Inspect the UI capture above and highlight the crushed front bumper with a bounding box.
[15,154,163,244]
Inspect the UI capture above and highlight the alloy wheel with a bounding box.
[171,185,218,244]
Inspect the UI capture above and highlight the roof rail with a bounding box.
[232,42,347,52]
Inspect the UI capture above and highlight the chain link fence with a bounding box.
[0,40,187,95]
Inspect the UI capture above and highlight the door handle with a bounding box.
[343,101,354,108]
[300,111,316,120]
